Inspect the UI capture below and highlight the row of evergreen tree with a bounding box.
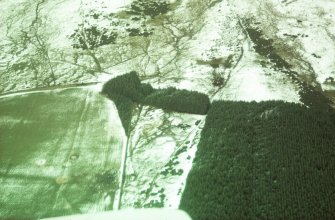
[143,87,210,115]
[101,71,210,134]
[180,101,335,220]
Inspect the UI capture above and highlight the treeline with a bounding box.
[144,87,210,115]
[101,72,210,134]
[102,71,148,102]
[108,94,134,135]
[245,23,335,125]
[180,101,335,220]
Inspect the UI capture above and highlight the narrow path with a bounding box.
[52,90,90,211]
[113,105,143,209]
[112,101,128,210]
[114,130,128,210]
[0,82,101,99]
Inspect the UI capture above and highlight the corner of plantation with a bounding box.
[179,100,335,220]
[101,70,335,220]
[101,71,210,135]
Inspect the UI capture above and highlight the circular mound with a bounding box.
[35,159,46,166]
[55,176,70,184]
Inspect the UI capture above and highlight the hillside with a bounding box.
[1,0,335,219]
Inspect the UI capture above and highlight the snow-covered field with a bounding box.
[121,106,205,209]
[0,88,125,218]
[229,0,335,92]
[1,0,335,217]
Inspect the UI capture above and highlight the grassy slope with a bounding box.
[0,88,122,218]
[180,101,335,220]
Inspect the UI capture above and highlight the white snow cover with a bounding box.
[1,0,335,215]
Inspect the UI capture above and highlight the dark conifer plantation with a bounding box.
[180,101,335,220]
[101,71,211,135]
